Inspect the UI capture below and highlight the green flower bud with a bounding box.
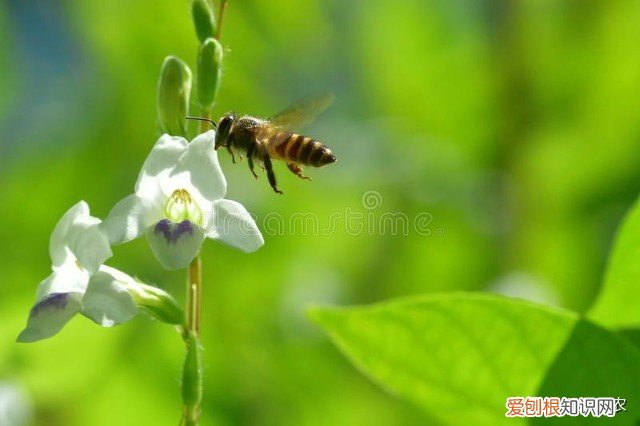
[127,281,185,325]
[197,37,223,110]
[157,56,192,137]
[192,0,216,44]
[182,332,203,420]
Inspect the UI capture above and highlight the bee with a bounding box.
[187,93,336,194]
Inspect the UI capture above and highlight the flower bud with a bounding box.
[192,0,216,44]
[157,56,192,137]
[197,37,223,110]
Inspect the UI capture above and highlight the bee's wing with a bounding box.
[269,92,334,130]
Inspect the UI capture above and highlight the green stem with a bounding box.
[182,253,203,424]
[215,0,228,41]
[187,253,202,334]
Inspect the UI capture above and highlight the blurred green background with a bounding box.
[2,0,640,424]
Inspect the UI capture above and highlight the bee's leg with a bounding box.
[287,163,312,180]
[246,144,258,179]
[263,155,283,194]
[226,144,237,163]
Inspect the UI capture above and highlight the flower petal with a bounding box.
[172,130,226,202]
[66,220,112,275]
[81,267,138,327]
[35,267,89,302]
[49,202,88,266]
[205,199,264,252]
[100,193,163,245]
[135,134,188,194]
[146,219,205,270]
[17,292,82,343]
[49,201,112,274]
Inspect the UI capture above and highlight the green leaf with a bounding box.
[310,293,640,425]
[589,197,640,328]
[196,37,223,110]
[157,56,192,137]
[191,0,216,44]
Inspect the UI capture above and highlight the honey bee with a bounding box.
[187,93,336,194]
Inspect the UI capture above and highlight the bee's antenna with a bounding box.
[186,116,217,129]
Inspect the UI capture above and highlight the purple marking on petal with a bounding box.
[155,218,171,234]
[176,221,194,236]
[31,293,69,317]
[154,219,194,244]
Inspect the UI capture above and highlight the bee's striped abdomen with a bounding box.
[273,132,336,167]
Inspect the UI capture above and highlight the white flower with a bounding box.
[101,131,264,270]
[17,202,140,343]
[0,382,31,426]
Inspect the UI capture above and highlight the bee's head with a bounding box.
[215,113,235,150]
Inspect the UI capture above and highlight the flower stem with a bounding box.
[215,0,228,41]
[182,253,203,425]
[187,253,202,334]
